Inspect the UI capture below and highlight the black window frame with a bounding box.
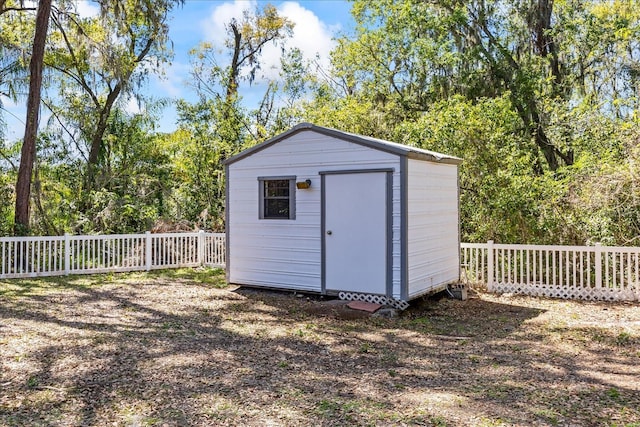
[258,176,296,220]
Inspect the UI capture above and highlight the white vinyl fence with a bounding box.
[3,232,639,302]
[461,241,640,301]
[0,231,225,279]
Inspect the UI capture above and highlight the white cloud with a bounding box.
[200,1,337,82]
[201,0,257,47]
[75,0,99,18]
[124,96,141,115]
[269,2,337,77]
[151,61,192,99]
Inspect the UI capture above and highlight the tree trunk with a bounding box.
[14,0,52,236]
[82,35,155,193]
[85,83,122,191]
[226,21,242,102]
[532,0,563,89]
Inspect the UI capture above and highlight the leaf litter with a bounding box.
[1,271,639,426]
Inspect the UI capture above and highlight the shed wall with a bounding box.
[407,159,460,297]
[227,130,402,295]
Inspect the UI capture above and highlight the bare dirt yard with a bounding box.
[1,269,639,426]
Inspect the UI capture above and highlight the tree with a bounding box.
[310,0,640,244]
[188,4,293,104]
[331,0,640,172]
[1,0,184,234]
[0,0,35,16]
[1,2,34,149]
[45,0,183,192]
[76,109,175,233]
[13,0,51,235]
[175,4,294,227]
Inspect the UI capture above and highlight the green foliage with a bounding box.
[1,0,640,245]
[19,108,177,235]
[394,95,546,242]
[44,0,182,191]
[304,0,640,245]
[0,0,184,235]
[558,135,640,245]
[173,97,247,231]
[171,3,296,230]
[74,110,174,233]
[0,138,19,235]
[0,167,14,235]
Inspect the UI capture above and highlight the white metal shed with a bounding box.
[224,123,462,304]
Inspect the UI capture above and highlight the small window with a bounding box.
[259,177,295,219]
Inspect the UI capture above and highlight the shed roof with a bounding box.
[224,122,463,166]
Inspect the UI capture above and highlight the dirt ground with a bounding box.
[1,269,639,426]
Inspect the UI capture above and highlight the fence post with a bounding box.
[64,233,70,275]
[487,240,494,291]
[198,230,205,266]
[595,242,602,289]
[145,231,152,271]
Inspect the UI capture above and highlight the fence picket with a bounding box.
[0,232,224,279]
[461,242,639,301]
[1,233,637,301]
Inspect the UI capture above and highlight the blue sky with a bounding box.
[2,0,354,140]
[152,0,354,132]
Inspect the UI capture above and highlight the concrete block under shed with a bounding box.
[448,283,468,300]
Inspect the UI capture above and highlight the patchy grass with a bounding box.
[1,271,639,426]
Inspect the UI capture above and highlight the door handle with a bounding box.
[326,230,332,235]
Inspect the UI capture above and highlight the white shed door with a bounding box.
[324,171,388,295]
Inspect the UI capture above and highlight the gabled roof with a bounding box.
[224,122,463,165]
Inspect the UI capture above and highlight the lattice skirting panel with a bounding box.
[491,282,640,301]
[338,292,410,310]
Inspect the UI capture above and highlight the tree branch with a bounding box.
[41,98,87,162]
[50,13,101,107]
[0,147,17,171]
[0,6,36,16]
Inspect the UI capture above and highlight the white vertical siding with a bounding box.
[407,159,460,298]
[228,130,401,293]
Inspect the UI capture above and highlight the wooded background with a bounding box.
[1,0,639,245]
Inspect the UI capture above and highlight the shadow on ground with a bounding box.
[1,273,639,426]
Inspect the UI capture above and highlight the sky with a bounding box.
[1,0,354,140]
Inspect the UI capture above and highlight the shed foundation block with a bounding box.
[448,283,468,300]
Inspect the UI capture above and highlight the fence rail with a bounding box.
[0,231,225,279]
[461,241,640,301]
[2,233,638,301]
